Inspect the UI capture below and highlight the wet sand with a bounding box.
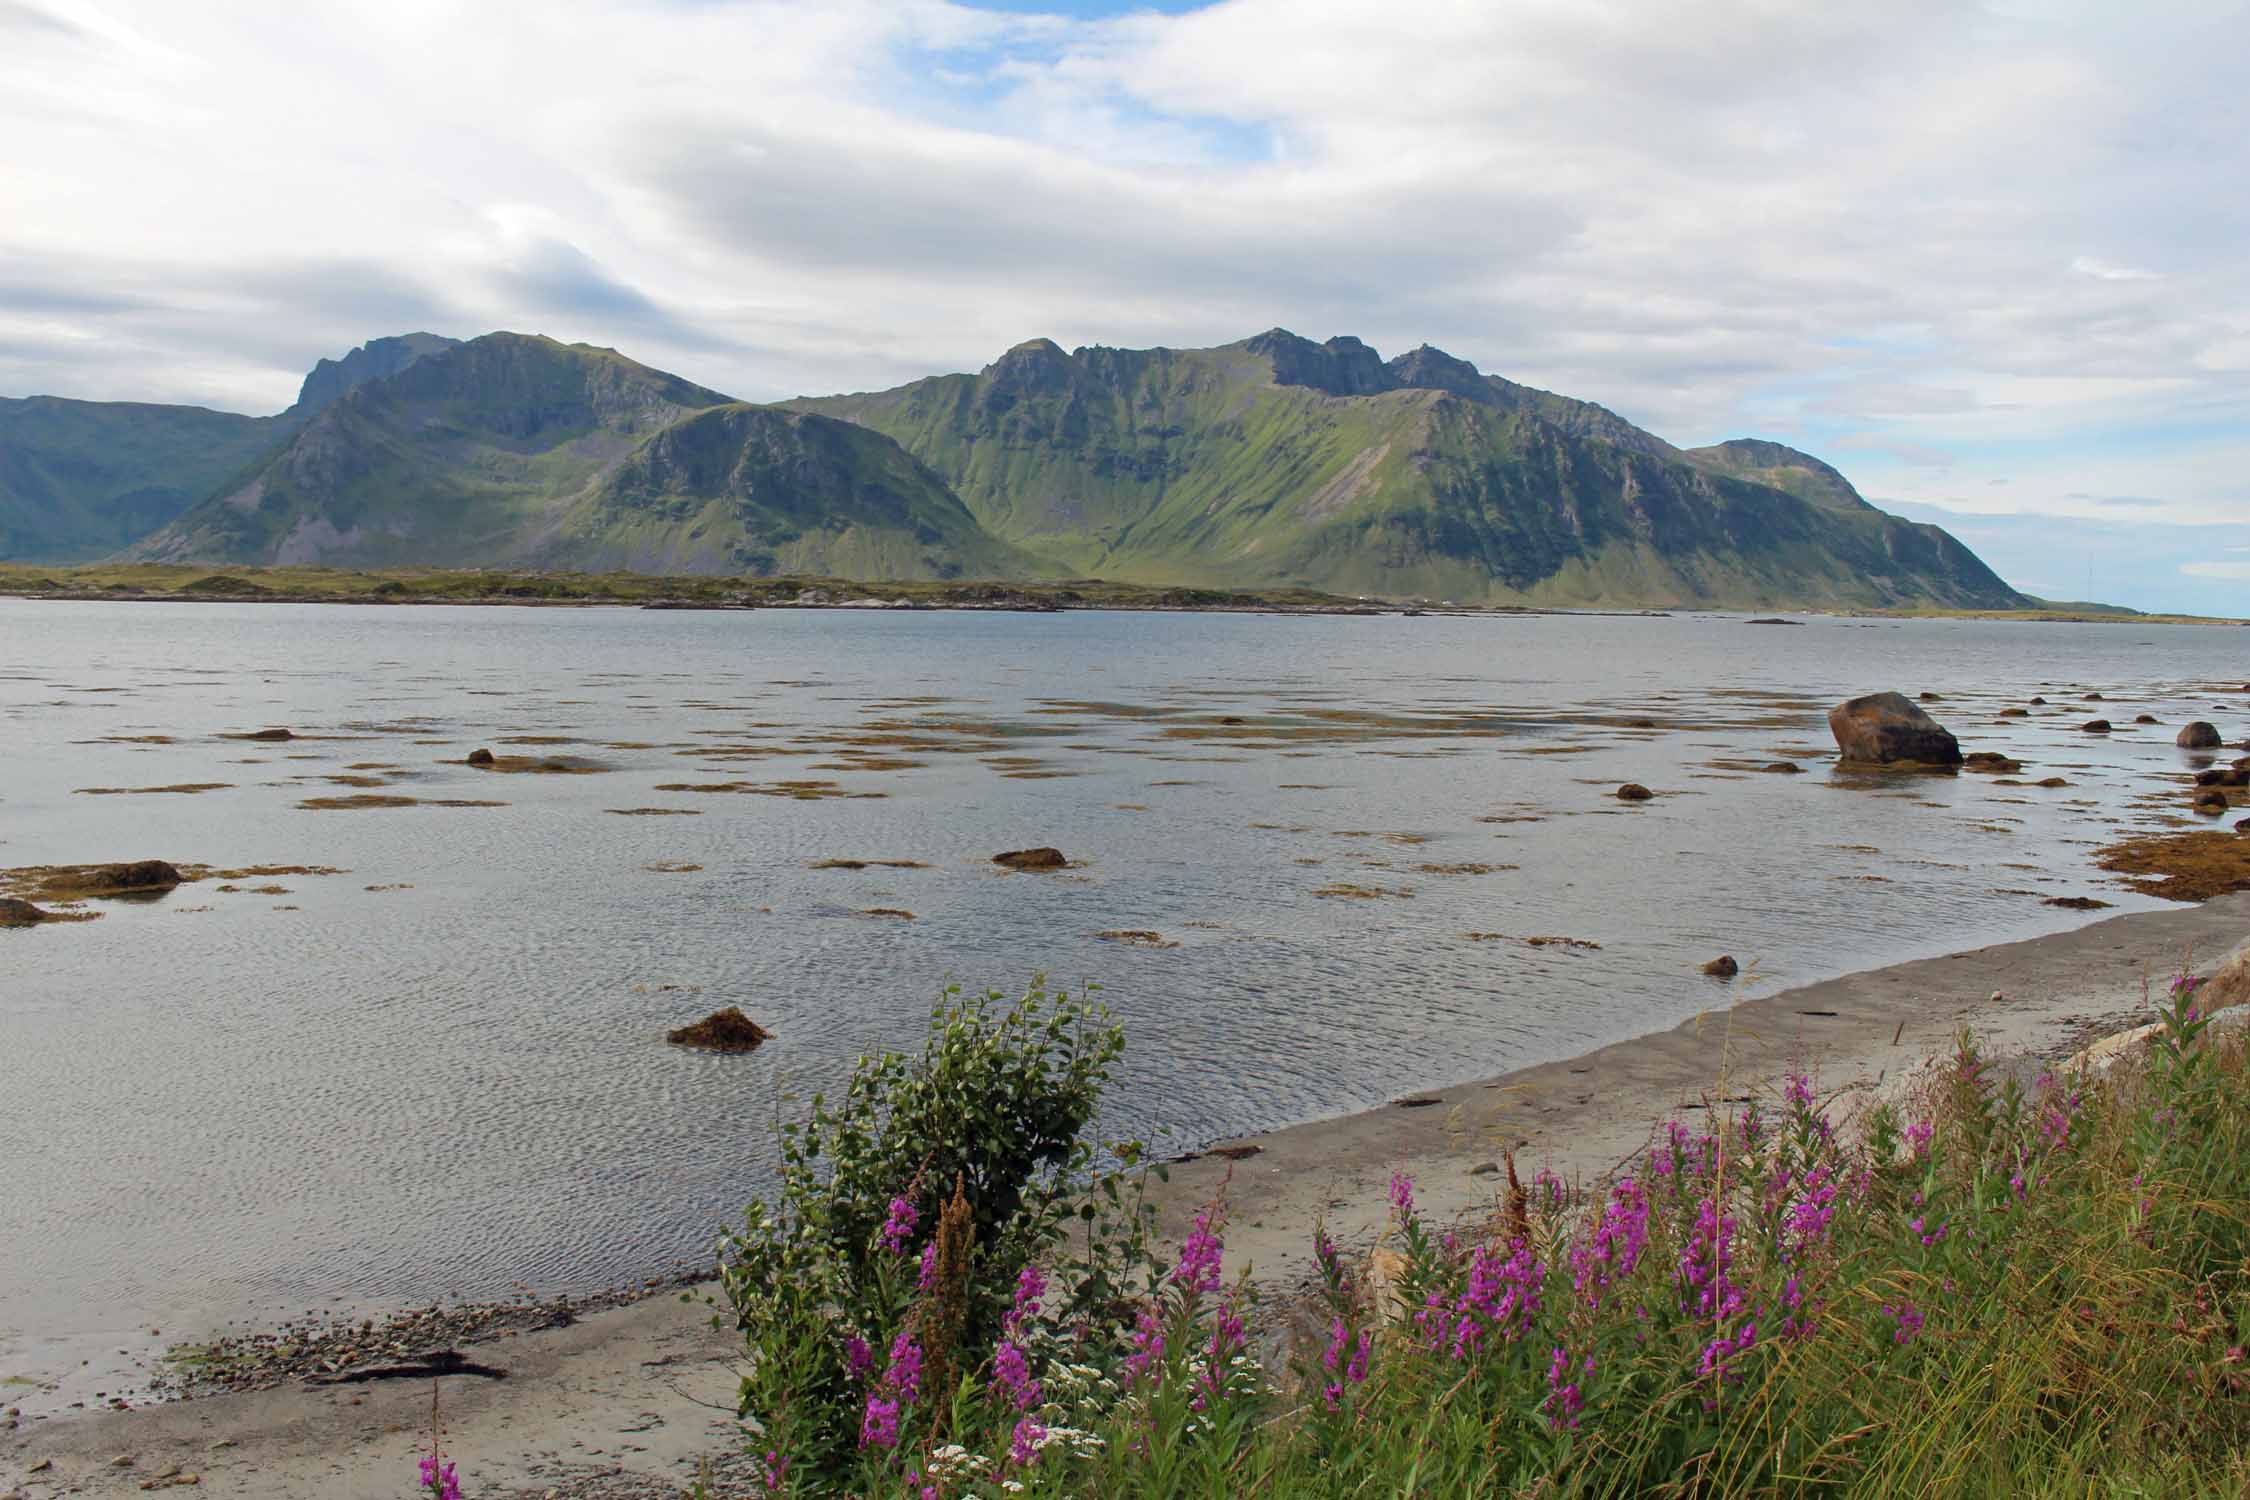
[11,892,2247,1498]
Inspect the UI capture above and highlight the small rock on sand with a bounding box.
[666,1008,771,1052]
[1616,783,1653,801]
[2178,721,2223,749]
[1702,955,1739,977]
[993,847,1067,869]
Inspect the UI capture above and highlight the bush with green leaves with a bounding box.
[714,981,1169,1490]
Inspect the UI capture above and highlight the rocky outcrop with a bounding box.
[2083,719,2113,734]
[1827,693,1962,767]
[0,896,53,926]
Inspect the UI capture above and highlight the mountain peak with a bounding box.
[1383,344,1488,398]
[1686,439,1871,512]
[285,332,459,421]
[1236,329,1393,396]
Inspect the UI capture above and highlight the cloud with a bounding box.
[2181,561,2250,581]
[0,0,2245,598]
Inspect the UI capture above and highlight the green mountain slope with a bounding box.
[0,398,282,562]
[0,333,459,563]
[793,330,2025,608]
[129,333,1033,580]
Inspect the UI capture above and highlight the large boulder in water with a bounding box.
[1828,693,1962,767]
[993,847,1068,870]
[2179,722,2223,749]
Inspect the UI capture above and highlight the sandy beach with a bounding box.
[9,891,2245,1498]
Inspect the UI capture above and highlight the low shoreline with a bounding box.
[10,894,2246,1497]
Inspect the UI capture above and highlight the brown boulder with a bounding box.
[2134,714,2160,725]
[1918,691,1942,701]
[1616,783,1654,801]
[1963,751,2022,774]
[2082,719,2112,734]
[466,748,496,766]
[1827,692,1962,766]
[1761,762,1802,774]
[0,897,53,927]
[2194,790,2230,815]
[1998,707,2030,717]
[993,847,1068,870]
[2029,695,2048,705]
[1702,955,1739,977]
[242,727,295,742]
[667,1008,771,1052]
[90,860,183,893]
[2178,722,2223,749]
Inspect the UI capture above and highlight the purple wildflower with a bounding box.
[917,1241,938,1291]
[993,1338,1042,1412]
[761,1450,787,1493]
[1569,1178,1651,1311]
[1123,1303,1166,1386]
[1886,1302,1925,1345]
[1389,1171,1416,1219]
[859,1393,901,1449]
[877,1195,918,1254]
[1173,1213,1225,1294]
[1007,1263,1047,1332]
[1009,1416,1046,1467]
[1320,1317,1372,1410]
[418,1455,462,1500]
[886,1332,925,1403]
[844,1334,874,1382]
[1545,1345,1587,1429]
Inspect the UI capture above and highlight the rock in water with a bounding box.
[2179,721,2223,749]
[1616,783,1654,801]
[466,747,496,766]
[2083,719,2112,734]
[1827,692,1962,766]
[0,897,53,926]
[666,1008,771,1052]
[993,847,1067,869]
[1702,955,1739,977]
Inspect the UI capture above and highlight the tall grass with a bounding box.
[707,977,2250,1498]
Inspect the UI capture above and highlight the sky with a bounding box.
[2,0,2245,612]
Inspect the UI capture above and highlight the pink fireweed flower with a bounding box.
[1785,1072,1817,1111]
[992,1338,1042,1412]
[1320,1317,1372,1410]
[1678,1198,1743,1322]
[859,1394,900,1449]
[877,1195,919,1254]
[1886,1302,1925,1345]
[844,1334,875,1382]
[1173,1213,1225,1294]
[1905,1119,1934,1157]
[1698,1320,1758,1383]
[1389,1171,1416,1219]
[1570,1178,1650,1311]
[1006,1263,1047,1332]
[1009,1416,1047,1468]
[1195,1300,1247,1407]
[1422,1238,1543,1359]
[885,1332,925,1403]
[1123,1303,1167,1386]
[761,1450,787,1493]
[1545,1345,1588,1429]
[417,1455,462,1500]
[916,1241,938,1291]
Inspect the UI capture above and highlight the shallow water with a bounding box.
[0,599,2241,1402]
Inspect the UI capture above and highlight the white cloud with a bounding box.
[0,0,2246,551]
[2182,562,2250,581]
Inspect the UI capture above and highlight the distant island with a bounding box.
[0,326,2044,609]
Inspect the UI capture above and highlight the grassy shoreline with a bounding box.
[2,562,2239,622]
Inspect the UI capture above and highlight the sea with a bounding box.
[1,597,2242,1406]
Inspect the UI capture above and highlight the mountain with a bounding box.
[792,330,2025,608]
[0,398,282,562]
[0,334,458,563]
[282,332,460,422]
[128,332,1033,580]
